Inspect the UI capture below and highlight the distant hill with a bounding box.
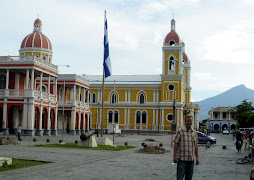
[196,84,254,121]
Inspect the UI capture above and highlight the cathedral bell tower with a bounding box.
[161,19,185,103]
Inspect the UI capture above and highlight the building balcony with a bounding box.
[0,89,57,103]
[58,100,89,109]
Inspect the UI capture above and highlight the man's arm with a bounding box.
[173,143,178,163]
[195,143,199,165]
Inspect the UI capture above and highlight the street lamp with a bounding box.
[58,65,70,144]
[97,102,100,137]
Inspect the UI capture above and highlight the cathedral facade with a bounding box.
[85,19,199,133]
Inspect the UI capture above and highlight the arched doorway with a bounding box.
[8,106,14,134]
[222,124,228,130]
[214,124,219,131]
[85,114,88,130]
[34,107,40,129]
[80,113,84,131]
[231,124,236,130]
[42,108,48,130]
[50,109,55,130]
[8,106,22,134]
[76,112,79,130]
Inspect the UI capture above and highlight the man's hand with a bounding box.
[195,158,199,165]
[173,156,178,163]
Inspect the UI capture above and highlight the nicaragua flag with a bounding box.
[103,12,112,78]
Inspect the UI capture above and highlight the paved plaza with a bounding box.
[0,133,253,180]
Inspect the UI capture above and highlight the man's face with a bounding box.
[185,117,193,129]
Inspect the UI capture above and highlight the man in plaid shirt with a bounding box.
[173,114,199,180]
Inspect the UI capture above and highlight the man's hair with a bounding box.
[185,114,193,121]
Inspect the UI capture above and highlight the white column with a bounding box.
[40,72,43,92]
[6,69,9,89]
[125,90,127,102]
[153,109,155,130]
[40,103,43,130]
[15,72,20,89]
[47,106,51,130]
[31,69,34,89]
[78,86,81,102]
[179,50,182,74]
[127,108,130,129]
[71,109,76,131]
[48,75,51,94]
[73,84,76,101]
[54,77,57,96]
[54,107,58,130]
[3,102,7,128]
[162,49,165,74]
[124,108,127,129]
[26,69,29,89]
[83,88,85,105]
[161,109,164,130]
[156,109,158,130]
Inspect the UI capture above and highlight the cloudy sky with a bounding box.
[1,0,254,102]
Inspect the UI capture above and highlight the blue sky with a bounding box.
[1,0,254,102]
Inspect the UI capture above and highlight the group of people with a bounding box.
[234,129,252,150]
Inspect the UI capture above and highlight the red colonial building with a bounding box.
[0,18,90,136]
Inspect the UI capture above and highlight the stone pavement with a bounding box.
[0,133,253,180]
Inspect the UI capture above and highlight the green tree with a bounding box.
[235,100,254,127]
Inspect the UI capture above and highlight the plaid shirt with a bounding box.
[174,127,198,161]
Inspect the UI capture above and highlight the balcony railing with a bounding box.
[0,89,57,103]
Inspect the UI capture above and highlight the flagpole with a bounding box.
[102,10,112,137]
[101,69,105,137]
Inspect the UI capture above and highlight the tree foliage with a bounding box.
[235,100,254,128]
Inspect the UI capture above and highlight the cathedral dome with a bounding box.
[164,19,181,45]
[20,18,52,53]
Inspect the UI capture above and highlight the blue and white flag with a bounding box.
[103,12,112,78]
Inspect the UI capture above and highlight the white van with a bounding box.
[239,128,254,134]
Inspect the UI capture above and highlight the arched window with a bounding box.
[169,56,174,71]
[59,88,63,101]
[136,111,141,124]
[79,93,82,101]
[88,92,91,103]
[37,85,47,93]
[115,111,119,123]
[108,110,118,123]
[108,110,113,122]
[85,89,88,102]
[0,74,6,89]
[92,93,96,103]
[139,94,145,104]
[142,111,147,123]
[112,93,117,103]
[169,40,175,46]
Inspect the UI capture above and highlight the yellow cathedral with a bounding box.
[84,19,199,133]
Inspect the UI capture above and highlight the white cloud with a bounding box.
[201,21,254,64]
[193,72,216,81]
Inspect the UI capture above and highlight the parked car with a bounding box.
[223,129,229,134]
[197,131,216,145]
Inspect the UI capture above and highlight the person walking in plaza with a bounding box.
[244,130,249,150]
[173,114,199,180]
[17,124,22,141]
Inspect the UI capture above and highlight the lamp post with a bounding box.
[58,65,70,143]
[97,102,100,137]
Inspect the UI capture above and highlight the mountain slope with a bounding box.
[196,84,254,121]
